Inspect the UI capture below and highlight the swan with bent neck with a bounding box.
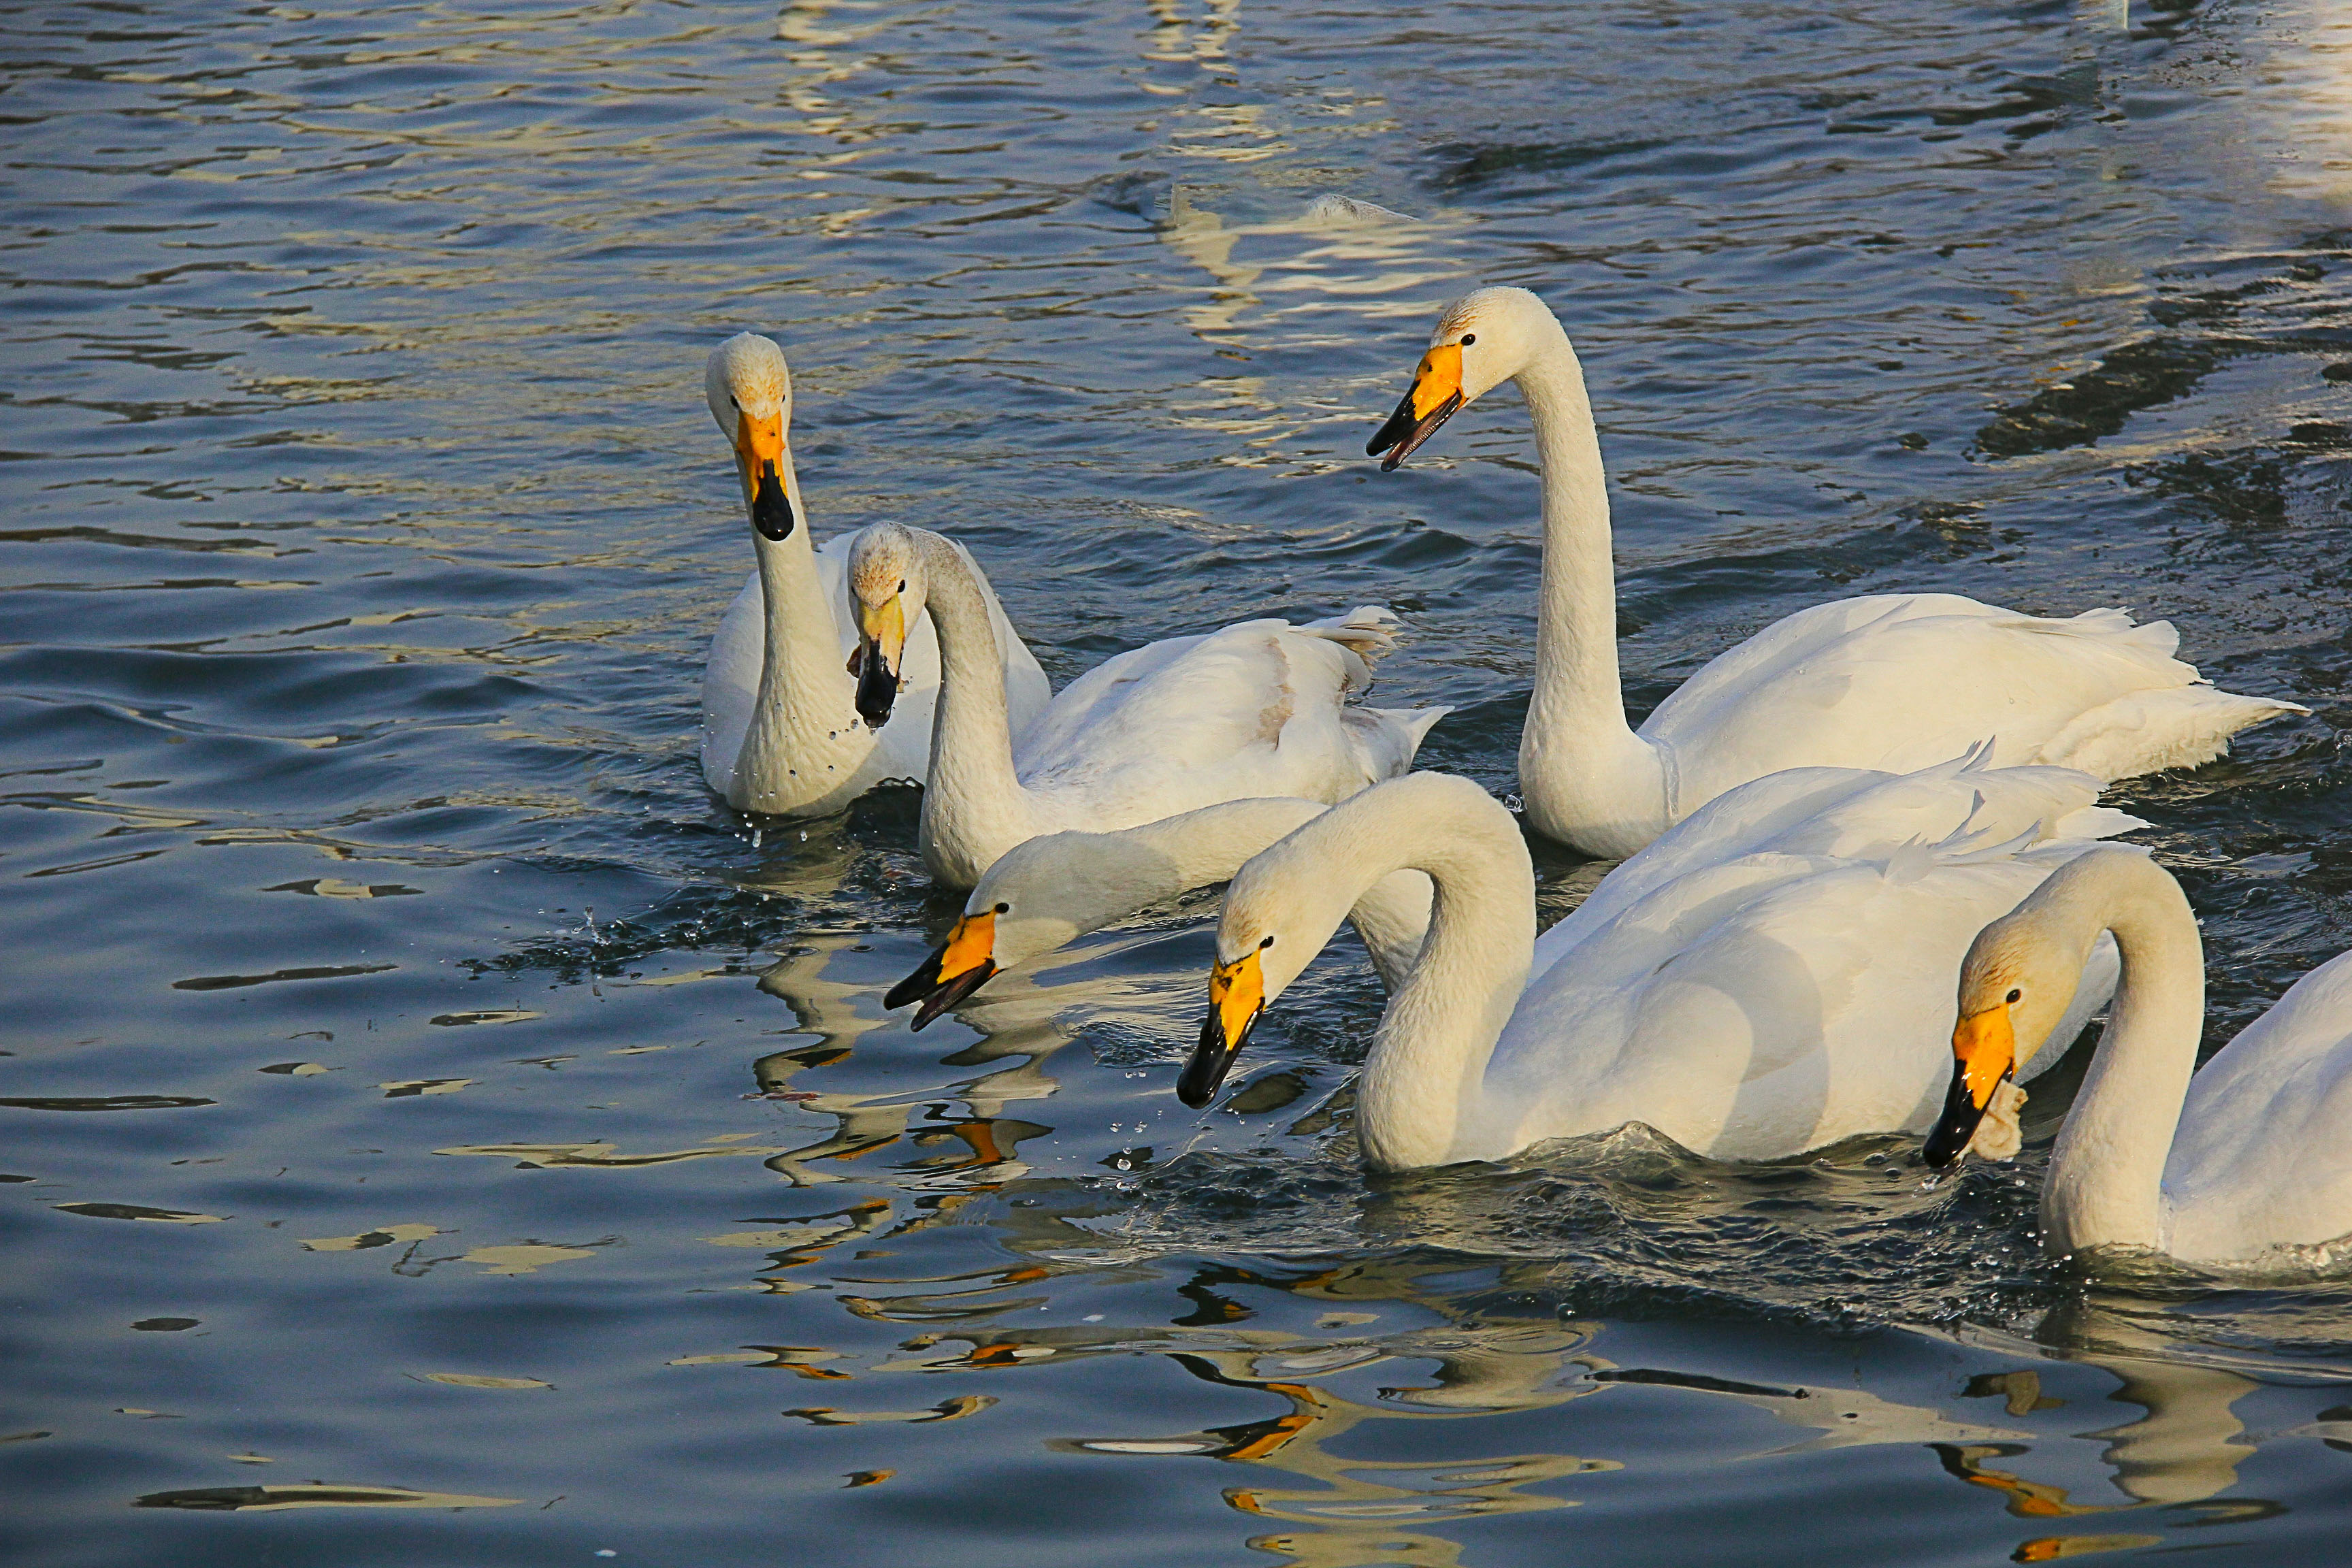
[1366,288,2304,858]
[696,332,1049,815]
[845,521,1447,889]
[1925,847,2352,1269]
[1186,760,2138,1171]
[878,796,1437,1029]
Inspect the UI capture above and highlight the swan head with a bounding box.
[845,521,924,729]
[1180,845,1360,1109]
[884,830,1187,1028]
[1367,286,1563,471]
[705,333,797,542]
[1923,863,2111,1168]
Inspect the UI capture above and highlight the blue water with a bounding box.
[4,1,2351,1563]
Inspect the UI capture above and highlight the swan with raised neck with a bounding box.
[696,333,1049,816]
[1366,289,2305,858]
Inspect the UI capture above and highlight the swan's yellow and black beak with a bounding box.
[736,411,795,542]
[853,594,908,729]
[1924,1003,2017,1168]
[1180,948,1264,1108]
[885,909,998,1030]
[1366,342,1465,472]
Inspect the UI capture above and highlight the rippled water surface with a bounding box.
[7,1,2352,1563]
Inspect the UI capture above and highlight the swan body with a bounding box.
[1367,288,2306,858]
[1927,847,2352,1269]
[1186,753,2140,1170]
[845,521,1448,889]
[880,796,1437,1028]
[697,333,1049,815]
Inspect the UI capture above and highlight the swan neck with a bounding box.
[733,451,858,811]
[2042,857,2206,1257]
[1349,796,1535,1170]
[1127,800,1428,992]
[915,532,1034,883]
[1512,336,1662,855]
[1124,799,1322,892]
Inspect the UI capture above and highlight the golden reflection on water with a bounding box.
[704,926,2352,1564]
[133,1484,526,1512]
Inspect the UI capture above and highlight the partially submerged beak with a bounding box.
[1365,342,1465,472]
[1179,948,1264,1109]
[737,411,795,541]
[884,910,998,1030]
[853,595,908,730]
[1923,1003,2017,1169]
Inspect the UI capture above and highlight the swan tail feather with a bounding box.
[1298,605,1404,663]
[1396,705,1452,753]
[2034,683,2308,783]
[2048,804,2149,842]
[1344,705,1452,783]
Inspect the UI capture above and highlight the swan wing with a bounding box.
[1507,857,2081,1160]
[1490,796,2125,1161]
[2162,949,2352,1258]
[1531,748,2127,976]
[1011,631,1210,762]
[1011,615,1409,829]
[1022,605,1396,760]
[1641,594,2296,802]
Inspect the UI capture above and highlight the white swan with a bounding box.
[879,796,1436,1028]
[698,333,1050,815]
[1367,287,2306,858]
[844,521,1448,889]
[1184,754,2140,1169]
[1923,846,2352,1269]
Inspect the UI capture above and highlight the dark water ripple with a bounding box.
[4,1,2352,1564]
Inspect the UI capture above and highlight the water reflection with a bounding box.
[133,1484,523,1513]
[1075,1346,1610,1568]
[1595,1365,2035,1454]
[1157,189,1461,342]
[1916,1294,2352,1558]
[1003,1273,1614,1568]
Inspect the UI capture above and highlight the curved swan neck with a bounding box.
[1285,779,1535,1169]
[911,530,1035,884]
[733,451,860,811]
[1126,799,1431,987]
[2039,852,2207,1256]
[1122,798,1324,890]
[1511,328,1665,856]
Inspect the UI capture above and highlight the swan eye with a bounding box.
[994,902,1009,915]
[1459,333,1476,346]
[729,394,741,410]
[1258,936,1274,950]
[897,579,906,594]
[2006,987,2022,1005]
